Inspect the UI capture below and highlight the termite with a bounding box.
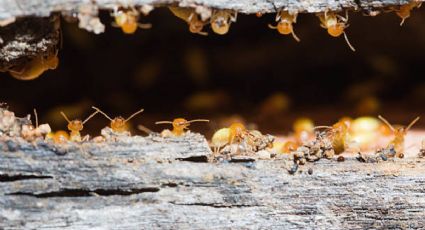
[156,118,209,137]
[47,130,70,143]
[92,106,144,133]
[228,122,247,145]
[21,109,51,141]
[318,10,355,51]
[9,53,59,80]
[211,127,231,154]
[378,115,420,157]
[268,11,300,42]
[169,7,208,35]
[60,110,99,142]
[281,140,299,154]
[315,119,350,155]
[112,7,152,34]
[395,1,422,26]
[293,117,315,145]
[210,10,237,35]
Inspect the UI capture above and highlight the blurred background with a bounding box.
[0,7,425,136]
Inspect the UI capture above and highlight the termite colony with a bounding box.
[2,1,423,80]
[0,103,424,175]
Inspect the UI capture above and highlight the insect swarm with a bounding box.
[60,110,99,142]
[395,1,422,26]
[169,7,208,35]
[318,11,355,51]
[156,118,209,137]
[112,7,151,34]
[378,115,420,158]
[92,106,144,133]
[268,11,300,42]
[210,10,237,35]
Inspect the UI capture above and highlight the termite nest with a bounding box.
[0,1,423,79]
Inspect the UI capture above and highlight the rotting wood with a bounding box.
[1,141,425,228]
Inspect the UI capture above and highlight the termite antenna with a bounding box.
[82,110,99,124]
[60,111,71,123]
[406,116,420,131]
[155,121,173,125]
[187,119,210,124]
[400,18,405,26]
[378,115,395,132]
[33,108,38,128]
[137,124,153,134]
[343,32,356,52]
[138,23,152,29]
[268,24,277,29]
[292,30,301,42]
[92,106,113,121]
[125,109,144,123]
[314,126,332,130]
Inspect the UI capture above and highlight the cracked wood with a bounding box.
[1,131,425,229]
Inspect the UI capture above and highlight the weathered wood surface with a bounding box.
[0,16,60,71]
[0,0,417,21]
[1,131,425,229]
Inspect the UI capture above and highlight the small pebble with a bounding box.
[308,168,313,175]
[337,156,345,162]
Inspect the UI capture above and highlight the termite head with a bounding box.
[92,106,144,133]
[156,118,209,136]
[189,19,205,34]
[332,120,349,133]
[114,10,139,34]
[60,110,98,133]
[173,118,190,130]
[67,120,84,132]
[111,116,127,132]
[327,23,345,37]
[229,122,246,140]
[277,21,293,35]
[211,16,229,35]
[378,115,420,136]
[211,10,236,35]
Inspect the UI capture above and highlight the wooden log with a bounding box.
[1,129,425,228]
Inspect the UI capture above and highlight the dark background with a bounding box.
[1,8,424,135]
